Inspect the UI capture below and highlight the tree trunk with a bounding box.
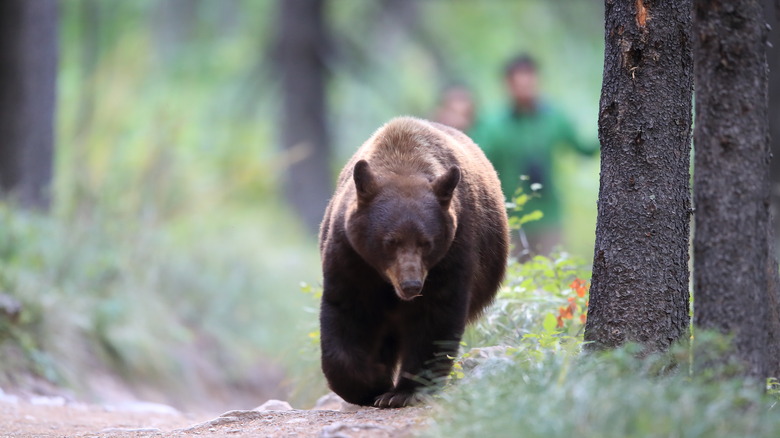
[584,0,693,352]
[766,221,780,378]
[275,0,333,233]
[764,2,780,379]
[693,0,779,379]
[766,1,780,234]
[0,0,58,210]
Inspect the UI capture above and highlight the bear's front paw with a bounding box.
[373,390,421,408]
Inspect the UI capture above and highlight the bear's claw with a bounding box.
[373,391,420,409]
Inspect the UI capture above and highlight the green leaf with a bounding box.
[519,210,544,226]
[543,313,558,333]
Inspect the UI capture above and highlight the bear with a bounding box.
[318,116,509,408]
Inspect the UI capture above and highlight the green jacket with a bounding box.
[470,101,596,233]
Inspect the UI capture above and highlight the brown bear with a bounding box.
[318,117,509,408]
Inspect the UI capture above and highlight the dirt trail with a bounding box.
[0,395,428,437]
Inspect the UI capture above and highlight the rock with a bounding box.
[339,402,364,413]
[177,409,267,432]
[218,410,267,421]
[0,293,21,322]
[0,388,19,404]
[460,345,513,368]
[29,396,66,406]
[255,399,293,411]
[104,401,179,415]
[460,345,515,379]
[312,393,344,411]
[312,392,363,412]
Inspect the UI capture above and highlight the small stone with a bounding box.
[30,396,66,406]
[0,293,21,321]
[177,410,266,433]
[0,388,19,404]
[255,399,293,411]
[312,393,344,411]
[104,401,179,415]
[339,402,364,413]
[210,416,239,426]
[312,392,363,412]
[219,410,266,420]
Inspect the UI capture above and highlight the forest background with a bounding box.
[2,0,604,412]
[3,0,780,428]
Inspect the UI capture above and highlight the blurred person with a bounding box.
[432,84,475,132]
[470,54,597,258]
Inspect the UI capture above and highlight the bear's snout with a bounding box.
[400,280,423,298]
[386,249,426,301]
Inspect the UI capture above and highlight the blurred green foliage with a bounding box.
[1,0,603,409]
[0,202,319,406]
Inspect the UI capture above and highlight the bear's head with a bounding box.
[346,160,460,301]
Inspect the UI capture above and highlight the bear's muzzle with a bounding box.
[386,248,427,301]
[400,280,423,298]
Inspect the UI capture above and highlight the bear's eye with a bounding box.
[419,240,433,252]
[384,237,400,248]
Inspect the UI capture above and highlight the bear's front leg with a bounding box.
[320,300,398,406]
[374,297,467,408]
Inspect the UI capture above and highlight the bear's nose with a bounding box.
[400,280,423,298]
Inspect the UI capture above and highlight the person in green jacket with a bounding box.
[470,55,596,257]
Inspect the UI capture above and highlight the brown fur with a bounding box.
[319,117,509,407]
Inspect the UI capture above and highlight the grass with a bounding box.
[425,344,780,438]
[420,250,780,438]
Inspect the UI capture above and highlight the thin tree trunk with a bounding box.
[0,0,58,210]
[275,0,332,233]
[693,0,778,379]
[584,0,693,352]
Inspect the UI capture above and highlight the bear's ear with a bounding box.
[353,160,378,203]
[433,165,460,207]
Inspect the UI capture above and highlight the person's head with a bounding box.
[433,84,475,132]
[503,54,539,110]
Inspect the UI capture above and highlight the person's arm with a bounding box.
[557,112,598,156]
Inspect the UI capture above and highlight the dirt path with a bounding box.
[0,395,429,437]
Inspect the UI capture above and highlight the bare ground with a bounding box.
[0,395,429,438]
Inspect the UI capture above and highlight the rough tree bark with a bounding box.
[0,0,58,210]
[693,0,780,379]
[768,0,780,381]
[584,0,693,352]
[274,0,333,233]
[766,0,780,224]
